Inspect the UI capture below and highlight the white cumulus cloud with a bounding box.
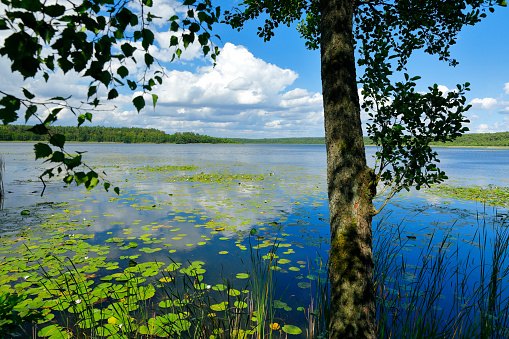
[77,43,324,138]
[469,97,498,110]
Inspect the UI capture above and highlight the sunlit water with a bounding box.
[1,143,509,336]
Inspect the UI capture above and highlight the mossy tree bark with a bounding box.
[320,0,376,338]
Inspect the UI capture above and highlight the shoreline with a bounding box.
[1,140,509,149]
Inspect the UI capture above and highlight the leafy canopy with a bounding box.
[0,0,220,193]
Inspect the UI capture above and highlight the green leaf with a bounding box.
[50,151,64,162]
[170,21,179,32]
[127,80,137,90]
[38,324,66,337]
[64,154,82,170]
[0,95,21,124]
[141,29,154,50]
[133,96,145,112]
[74,171,87,185]
[282,325,302,335]
[117,66,129,78]
[44,4,66,17]
[87,86,97,99]
[182,33,194,48]
[22,88,35,99]
[144,53,154,67]
[152,94,158,108]
[121,43,136,57]
[189,23,200,33]
[49,134,66,148]
[108,89,118,100]
[27,124,48,135]
[87,177,99,190]
[99,71,112,87]
[34,143,53,159]
[78,115,86,127]
[25,105,37,122]
[78,112,93,127]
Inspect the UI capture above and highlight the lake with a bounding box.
[1,143,509,337]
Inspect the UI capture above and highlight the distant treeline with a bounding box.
[231,137,327,144]
[429,132,509,147]
[0,125,238,144]
[233,136,376,145]
[235,132,509,147]
[1,125,508,146]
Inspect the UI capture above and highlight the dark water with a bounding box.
[1,142,508,335]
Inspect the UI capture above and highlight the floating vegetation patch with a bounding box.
[169,172,267,183]
[428,184,509,207]
[142,165,199,172]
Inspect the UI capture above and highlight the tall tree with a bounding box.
[225,0,506,337]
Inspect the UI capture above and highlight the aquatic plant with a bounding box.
[428,184,509,208]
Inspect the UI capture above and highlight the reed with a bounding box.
[373,210,509,338]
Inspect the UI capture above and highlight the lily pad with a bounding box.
[282,325,302,335]
[297,282,311,289]
[236,273,249,279]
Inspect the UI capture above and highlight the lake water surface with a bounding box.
[1,143,509,336]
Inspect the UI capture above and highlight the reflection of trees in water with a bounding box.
[0,155,3,210]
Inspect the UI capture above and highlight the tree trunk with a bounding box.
[320,0,376,338]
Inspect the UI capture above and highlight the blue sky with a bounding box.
[1,1,508,138]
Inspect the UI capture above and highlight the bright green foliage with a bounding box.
[0,0,220,193]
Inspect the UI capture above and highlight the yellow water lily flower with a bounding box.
[270,323,280,330]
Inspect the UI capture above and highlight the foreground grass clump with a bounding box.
[373,212,509,338]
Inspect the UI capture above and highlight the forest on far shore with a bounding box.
[234,132,509,147]
[0,125,239,144]
[1,125,508,147]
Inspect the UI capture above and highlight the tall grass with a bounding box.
[247,237,278,339]
[373,211,509,338]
